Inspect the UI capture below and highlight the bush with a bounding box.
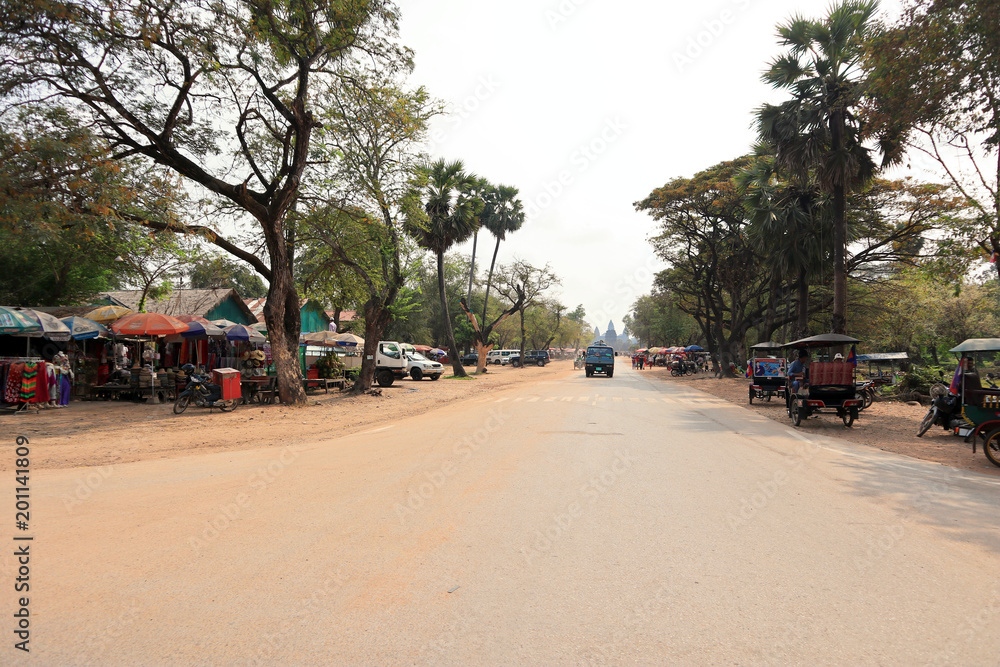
[896,365,949,395]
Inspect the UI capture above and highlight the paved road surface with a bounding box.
[8,364,1000,664]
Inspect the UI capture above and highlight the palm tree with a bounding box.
[738,146,831,340]
[480,184,525,325]
[757,0,880,335]
[406,159,482,377]
[465,177,491,307]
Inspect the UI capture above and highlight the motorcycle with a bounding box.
[916,382,960,437]
[173,371,238,414]
[574,357,584,370]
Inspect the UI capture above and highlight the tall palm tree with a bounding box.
[406,159,482,377]
[738,146,831,340]
[480,184,525,325]
[465,177,491,307]
[757,0,880,335]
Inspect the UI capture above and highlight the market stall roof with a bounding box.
[301,330,341,346]
[0,306,42,334]
[224,324,266,343]
[856,352,909,362]
[949,339,1000,353]
[750,341,784,350]
[60,316,109,340]
[84,304,134,324]
[111,312,189,336]
[17,308,72,341]
[785,333,861,348]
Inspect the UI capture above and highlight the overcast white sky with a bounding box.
[397,0,905,335]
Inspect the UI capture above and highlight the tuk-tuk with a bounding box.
[784,334,864,428]
[928,339,1000,468]
[748,341,787,404]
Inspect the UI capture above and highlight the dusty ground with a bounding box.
[4,358,998,477]
[640,365,1000,477]
[0,361,567,471]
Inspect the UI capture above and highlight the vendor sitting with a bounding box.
[788,349,810,394]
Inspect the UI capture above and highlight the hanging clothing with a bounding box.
[19,362,38,403]
[4,363,24,403]
[59,374,71,406]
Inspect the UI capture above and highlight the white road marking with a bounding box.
[359,425,394,435]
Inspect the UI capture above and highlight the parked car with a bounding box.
[405,351,444,381]
[511,350,550,367]
[460,353,479,366]
[486,349,519,365]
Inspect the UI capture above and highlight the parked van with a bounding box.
[486,349,519,366]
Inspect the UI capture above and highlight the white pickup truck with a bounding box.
[375,341,408,387]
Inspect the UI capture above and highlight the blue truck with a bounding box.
[585,343,615,378]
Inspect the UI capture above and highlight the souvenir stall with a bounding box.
[0,307,72,412]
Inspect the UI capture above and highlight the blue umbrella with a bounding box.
[181,321,225,338]
[685,345,704,352]
[60,316,109,340]
[224,324,266,343]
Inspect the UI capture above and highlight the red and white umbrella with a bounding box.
[110,312,189,336]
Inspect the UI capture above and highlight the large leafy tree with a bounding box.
[758,0,884,335]
[297,71,434,390]
[189,255,267,298]
[0,0,406,405]
[492,260,560,365]
[405,159,482,377]
[865,0,1000,277]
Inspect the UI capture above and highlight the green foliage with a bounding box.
[189,255,266,298]
[897,364,949,396]
[315,353,345,379]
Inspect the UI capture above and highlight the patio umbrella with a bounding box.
[302,330,342,346]
[413,344,433,352]
[251,322,267,333]
[333,333,364,347]
[430,348,446,356]
[180,321,225,338]
[16,309,72,341]
[110,312,189,336]
[685,345,704,352]
[84,305,134,324]
[224,324,266,343]
[0,306,42,334]
[60,316,109,340]
[211,318,239,328]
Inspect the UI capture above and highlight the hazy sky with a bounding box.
[397,0,905,334]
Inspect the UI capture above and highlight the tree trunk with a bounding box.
[465,230,478,355]
[263,272,306,406]
[475,341,493,374]
[830,108,848,335]
[481,236,502,325]
[518,308,526,367]
[795,267,809,340]
[437,251,467,378]
[353,298,393,392]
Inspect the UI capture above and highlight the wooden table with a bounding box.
[241,377,276,405]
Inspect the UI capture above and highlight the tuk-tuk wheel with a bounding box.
[983,428,1000,468]
[791,399,803,427]
[842,409,856,428]
[748,386,754,404]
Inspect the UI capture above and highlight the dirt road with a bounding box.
[5,363,999,664]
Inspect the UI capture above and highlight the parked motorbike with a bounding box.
[574,357,584,370]
[173,367,237,414]
[916,382,960,437]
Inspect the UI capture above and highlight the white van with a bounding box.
[486,349,519,366]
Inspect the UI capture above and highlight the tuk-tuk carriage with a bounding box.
[784,334,864,428]
[748,341,787,404]
[923,339,1000,468]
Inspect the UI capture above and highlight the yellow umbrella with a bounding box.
[84,305,134,324]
